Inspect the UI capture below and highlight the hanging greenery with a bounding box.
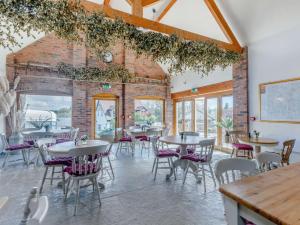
[0,0,241,75]
[57,63,133,82]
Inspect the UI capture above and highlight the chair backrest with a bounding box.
[150,136,160,156]
[99,134,115,143]
[196,139,215,162]
[147,127,160,136]
[36,138,56,165]
[20,187,49,225]
[70,128,79,141]
[256,152,282,172]
[69,143,107,176]
[162,127,170,137]
[179,131,199,137]
[228,130,247,144]
[214,158,257,185]
[281,139,296,164]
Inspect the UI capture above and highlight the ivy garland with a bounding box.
[0,0,241,75]
[57,63,133,82]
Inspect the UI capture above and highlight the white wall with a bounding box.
[248,24,300,155]
[170,67,232,93]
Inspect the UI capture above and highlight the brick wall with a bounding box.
[6,34,172,137]
[233,47,249,133]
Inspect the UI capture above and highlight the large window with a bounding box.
[22,94,72,130]
[222,95,233,143]
[134,99,164,126]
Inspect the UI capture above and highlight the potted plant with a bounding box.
[217,117,233,143]
[80,135,88,145]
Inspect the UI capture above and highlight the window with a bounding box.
[134,99,164,126]
[222,95,233,143]
[22,94,72,130]
[195,98,205,137]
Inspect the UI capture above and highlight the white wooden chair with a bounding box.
[20,187,49,225]
[70,128,79,141]
[64,143,106,215]
[182,139,216,192]
[256,152,282,172]
[214,158,257,185]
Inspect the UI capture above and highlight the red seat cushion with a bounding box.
[135,135,147,139]
[181,154,208,163]
[56,138,71,144]
[45,157,72,166]
[119,137,132,142]
[176,147,195,154]
[6,143,32,151]
[157,149,179,158]
[232,143,253,150]
[63,163,99,176]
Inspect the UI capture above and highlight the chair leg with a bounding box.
[62,166,66,194]
[116,142,120,156]
[2,152,9,168]
[94,177,102,207]
[74,180,80,216]
[170,158,176,180]
[208,163,216,187]
[182,161,189,185]
[151,158,156,173]
[107,156,115,179]
[202,165,206,192]
[50,167,55,185]
[154,158,159,180]
[40,166,49,194]
[64,177,71,201]
[230,149,235,158]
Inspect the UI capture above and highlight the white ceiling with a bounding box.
[94,0,300,46]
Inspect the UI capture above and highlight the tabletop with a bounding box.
[48,140,109,156]
[239,137,278,145]
[159,135,204,145]
[219,163,300,225]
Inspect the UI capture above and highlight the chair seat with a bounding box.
[232,143,253,151]
[45,157,72,166]
[157,149,179,158]
[181,153,208,163]
[5,143,32,151]
[176,147,195,154]
[64,163,99,176]
[119,137,132,142]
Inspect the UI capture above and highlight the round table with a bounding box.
[159,135,204,182]
[48,140,110,189]
[239,137,279,154]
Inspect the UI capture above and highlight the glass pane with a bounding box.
[222,96,233,143]
[207,98,218,140]
[22,94,72,130]
[184,101,193,131]
[95,100,116,138]
[195,98,205,137]
[134,99,164,126]
[176,102,183,133]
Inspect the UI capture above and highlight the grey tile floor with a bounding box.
[0,145,229,225]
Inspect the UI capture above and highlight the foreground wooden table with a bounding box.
[219,163,300,225]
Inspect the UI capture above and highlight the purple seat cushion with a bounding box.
[64,163,98,176]
[176,147,195,154]
[181,154,208,163]
[56,138,71,144]
[25,140,35,146]
[119,137,132,142]
[45,157,72,166]
[135,135,147,140]
[6,143,32,151]
[157,149,179,158]
[232,143,253,151]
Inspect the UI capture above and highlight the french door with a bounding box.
[176,101,193,133]
[93,96,118,139]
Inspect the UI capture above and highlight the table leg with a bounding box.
[223,195,244,225]
[255,145,261,154]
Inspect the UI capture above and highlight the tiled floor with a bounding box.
[0,145,229,225]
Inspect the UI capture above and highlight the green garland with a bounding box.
[0,0,241,74]
[57,63,133,82]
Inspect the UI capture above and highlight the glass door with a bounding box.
[184,101,193,131]
[94,99,117,139]
[176,101,183,133]
[207,98,218,141]
[221,95,233,143]
[195,98,205,137]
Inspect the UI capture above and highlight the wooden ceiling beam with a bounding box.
[103,0,111,7]
[204,0,241,49]
[155,0,176,22]
[132,0,143,17]
[78,1,242,52]
[141,0,161,7]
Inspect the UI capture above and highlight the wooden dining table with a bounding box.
[220,163,300,225]
[239,137,279,154]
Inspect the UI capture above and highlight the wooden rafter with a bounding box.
[79,1,242,52]
[155,0,176,22]
[132,0,143,17]
[103,0,111,7]
[141,0,160,7]
[204,0,241,48]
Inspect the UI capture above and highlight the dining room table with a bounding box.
[219,162,300,225]
[239,137,278,154]
[48,140,110,189]
[159,135,205,182]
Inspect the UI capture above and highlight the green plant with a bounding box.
[216,117,233,132]
[0,0,241,75]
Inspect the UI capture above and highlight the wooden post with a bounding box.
[132,0,143,17]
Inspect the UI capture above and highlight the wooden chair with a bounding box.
[229,131,254,159]
[182,138,216,192]
[115,128,134,157]
[98,134,115,179]
[256,152,282,172]
[214,158,258,185]
[280,139,295,165]
[20,187,49,225]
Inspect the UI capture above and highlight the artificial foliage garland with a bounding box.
[0,0,241,75]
